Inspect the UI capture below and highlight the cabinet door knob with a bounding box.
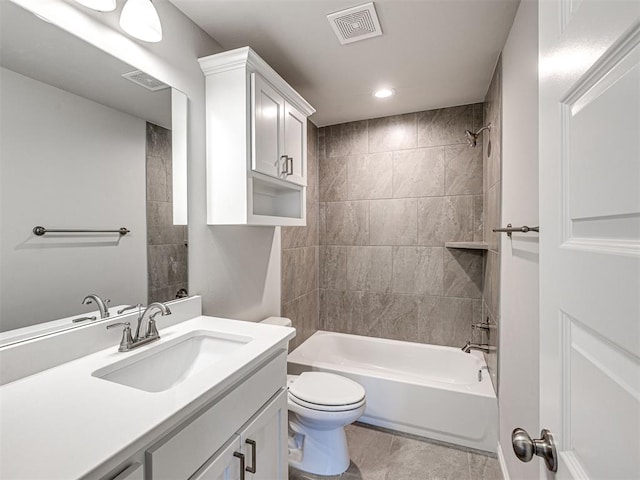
[233,451,246,480]
[245,438,257,473]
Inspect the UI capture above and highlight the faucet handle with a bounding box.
[117,303,142,315]
[145,318,160,339]
[106,322,134,352]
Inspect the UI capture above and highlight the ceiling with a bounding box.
[170,0,520,126]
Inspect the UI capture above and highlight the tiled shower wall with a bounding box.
[482,60,502,391]
[281,122,320,351]
[146,123,188,304]
[318,105,485,347]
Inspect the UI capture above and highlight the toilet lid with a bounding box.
[288,372,365,407]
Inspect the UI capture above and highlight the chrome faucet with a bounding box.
[82,294,110,319]
[461,341,496,354]
[107,302,172,352]
[133,302,172,342]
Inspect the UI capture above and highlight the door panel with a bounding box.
[539,0,640,478]
[283,103,306,186]
[191,436,242,480]
[252,73,284,179]
[240,390,288,480]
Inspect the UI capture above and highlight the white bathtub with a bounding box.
[287,331,498,453]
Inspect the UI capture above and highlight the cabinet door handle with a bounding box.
[233,452,246,480]
[280,155,289,176]
[245,439,257,473]
[287,156,293,176]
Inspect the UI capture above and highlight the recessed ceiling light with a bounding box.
[373,88,395,98]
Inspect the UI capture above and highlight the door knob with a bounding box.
[512,428,558,472]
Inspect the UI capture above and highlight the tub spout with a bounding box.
[461,341,496,354]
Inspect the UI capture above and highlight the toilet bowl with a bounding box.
[287,372,366,476]
[260,317,366,476]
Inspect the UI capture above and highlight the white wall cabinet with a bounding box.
[199,47,315,226]
[252,74,307,187]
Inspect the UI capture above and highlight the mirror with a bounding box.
[0,2,188,346]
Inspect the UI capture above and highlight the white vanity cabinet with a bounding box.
[193,390,288,480]
[199,47,315,226]
[144,351,288,480]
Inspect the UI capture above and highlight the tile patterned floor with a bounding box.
[289,423,501,480]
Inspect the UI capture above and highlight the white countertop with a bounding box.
[0,316,295,479]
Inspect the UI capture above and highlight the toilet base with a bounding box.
[288,417,350,476]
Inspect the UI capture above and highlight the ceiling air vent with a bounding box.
[327,2,383,45]
[121,70,169,91]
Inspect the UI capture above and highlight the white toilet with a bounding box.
[261,317,367,476]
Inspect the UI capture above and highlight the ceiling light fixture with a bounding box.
[120,0,163,43]
[73,0,116,12]
[373,88,395,98]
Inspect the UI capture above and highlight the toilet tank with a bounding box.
[261,316,293,327]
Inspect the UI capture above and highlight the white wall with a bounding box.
[11,0,282,322]
[0,68,147,330]
[499,1,540,478]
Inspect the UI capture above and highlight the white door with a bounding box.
[539,0,640,478]
[283,102,307,186]
[252,73,285,179]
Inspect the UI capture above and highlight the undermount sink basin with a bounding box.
[92,330,252,392]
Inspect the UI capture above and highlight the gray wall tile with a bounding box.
[418,196,475,246]
[370,198,418,245]
[473,195,484,242]
[283,290,318,351]
[392,147,445,198]
[319,156,347,201]
[445,144,483,195]
[319,202,326,245]
[325,120,368,158]
[320,246,347,290]
[346,246,392,292]
[347,153,393,200]
[418,295,474,347]
[485,182,500,252]
[417,105,473,147]
[392,247,444,295]
[325,201,369,245]
[444,248,483,298]
[368,113,417,153]
[318,104,488,349]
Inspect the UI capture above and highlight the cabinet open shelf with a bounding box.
[250,175,305,226]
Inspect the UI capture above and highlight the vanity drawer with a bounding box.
[146,350,286,480]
